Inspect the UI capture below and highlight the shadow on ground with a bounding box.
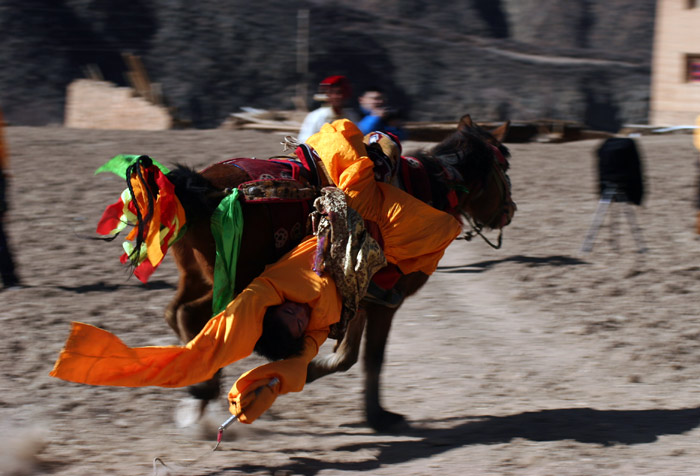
[437,254,588,274]
[222,406,700,475]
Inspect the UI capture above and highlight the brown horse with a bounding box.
[114,115,514,432]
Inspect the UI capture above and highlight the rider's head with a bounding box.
[254,301,311,361]
[364,131,402,183]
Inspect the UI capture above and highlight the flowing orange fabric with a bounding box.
[306,119,462,276]
[51,237,341,396]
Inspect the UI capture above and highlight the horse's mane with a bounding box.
[408,124,510,210]
[166,164,225,223]
[433,124,509,177]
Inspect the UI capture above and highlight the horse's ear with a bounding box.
[490,120,510,143]
[458,114,474,131]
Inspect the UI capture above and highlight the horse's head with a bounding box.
[433,114,516,232]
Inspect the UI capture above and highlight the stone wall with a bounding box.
[0,1,656,130]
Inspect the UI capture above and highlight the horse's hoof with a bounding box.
[305,369,320,383]
[367,408,409,433]
[187,371,222,400]
[305,363,326,383]
[174,397,207,428]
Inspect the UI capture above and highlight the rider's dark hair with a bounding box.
[254,305,306,361]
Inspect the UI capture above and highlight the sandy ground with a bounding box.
[2,125,700,476]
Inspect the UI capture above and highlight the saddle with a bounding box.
[223,143,330,203]
[217,145,330,260]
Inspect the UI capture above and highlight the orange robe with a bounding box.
[51,237,340,419]
[306,119,462,275]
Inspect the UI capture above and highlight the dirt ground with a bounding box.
[2,125,700,476]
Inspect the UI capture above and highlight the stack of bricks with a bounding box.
[64,79,172,130]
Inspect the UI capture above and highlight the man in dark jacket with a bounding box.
[0,107,20,290]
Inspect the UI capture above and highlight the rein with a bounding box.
[457,210,503,249]
[441,147,511,250]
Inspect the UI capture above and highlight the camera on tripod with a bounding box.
[596,137,644,206]
[581,137,647,253]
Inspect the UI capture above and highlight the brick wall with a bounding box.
[64,79,172,130]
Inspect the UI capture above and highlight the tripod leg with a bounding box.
[581,197,612,253]
[609,203,619,252]
[624,205,647,253]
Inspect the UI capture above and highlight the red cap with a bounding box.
[319,75,351,98]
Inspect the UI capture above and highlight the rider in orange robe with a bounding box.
[51,120,462,423]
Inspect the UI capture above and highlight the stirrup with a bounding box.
[363,281,404,308]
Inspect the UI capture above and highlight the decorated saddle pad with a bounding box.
[398,155,457,212]
[219,156,318,191]
[398,155,432,204]
[238,178,316,202]
[213,157,319,260]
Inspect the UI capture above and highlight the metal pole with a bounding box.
[296,9,310,111]
[623,204,647,253]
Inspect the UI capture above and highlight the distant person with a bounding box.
[357,86,407,141]
[0,107,20,290]
[298,75,360,142]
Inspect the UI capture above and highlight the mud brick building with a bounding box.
[650,0,700,125]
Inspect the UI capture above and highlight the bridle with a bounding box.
[443,144,514,249]
[459,210,503,249]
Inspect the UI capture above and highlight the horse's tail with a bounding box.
[124,156,158,264]
[126,161,226,261]
[121,158,213,252]
[95,155,226,281]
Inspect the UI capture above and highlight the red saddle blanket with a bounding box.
[216,155,316,259]
[215,151,414,288]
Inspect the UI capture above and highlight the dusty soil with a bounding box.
[2,125,700,476]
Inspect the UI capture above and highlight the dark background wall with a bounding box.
[0,0,656,131]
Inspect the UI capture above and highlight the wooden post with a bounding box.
[295,9,310,111]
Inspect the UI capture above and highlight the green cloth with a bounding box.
[211,189,244,316]
[95,154,170,179]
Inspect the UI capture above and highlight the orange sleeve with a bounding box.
[306,119,462,275]
[230,333,320,398]
[50,237,341,388]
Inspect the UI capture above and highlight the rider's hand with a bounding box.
[229,377,280,424]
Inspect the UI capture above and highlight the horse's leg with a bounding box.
[175,290,214,341]
[362,302,403,431]
[167,235,221,408]
[177,293,222,408]
[306,308,367,382]
[165,240,211,339]
[363,272,430,432]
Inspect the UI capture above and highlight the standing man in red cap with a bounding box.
[298,75,360,142]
